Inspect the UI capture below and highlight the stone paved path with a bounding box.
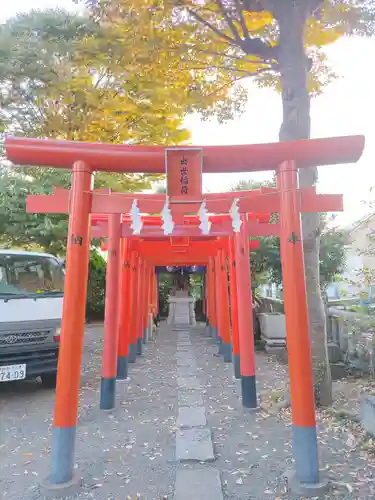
[1,323,375,499]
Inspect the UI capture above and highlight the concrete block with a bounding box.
[283,470,328,497]
[361,396,375,436]
[39,474,82,499]
[178,391,204,406]
[176,427,215,462]
[176,357,197,367]
[177,366,197,378]
[174,468,223,500]
[177,406,207,428]
[176,346,192,352]
[176,351,194,358]
[327,342,341,363]
[258,312,286,340]
[177,377,202,390]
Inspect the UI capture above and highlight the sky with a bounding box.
[2,0,375,227]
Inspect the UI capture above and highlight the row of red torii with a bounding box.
[5,134,364,497]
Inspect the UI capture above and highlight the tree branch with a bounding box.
[239,36,278,61]
[310,0,325,18]
[177,0,238,46]
[194,47,268,65]
[214,0,242,43]
[204,74,248,99]
[176,1,278,62]
[190,63,261,75]
[234,0,250,40]
[191,63,275,77]
[202,65,275,101]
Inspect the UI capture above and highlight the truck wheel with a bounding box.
[40,373,57,389]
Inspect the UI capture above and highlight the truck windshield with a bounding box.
[0,254,64,297]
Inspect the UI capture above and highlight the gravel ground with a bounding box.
[190,326,375,500]
[1,324,177,500]
[1,323,375,499]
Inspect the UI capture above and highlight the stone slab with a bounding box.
[176,427,215,462]
[176,351,195,358]
[177,377,202,390]
[177,358,197,368]
[174,468,223,500]
[177,406,207,428]
[361,395,375,436]
[177,366,198,377]
[178,391,204,406]
[177,346,192,352]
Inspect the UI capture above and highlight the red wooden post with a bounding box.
[128,251,139,363]
[228,237,241,379]
[214,253,223,354]
[136,257,145,355]
[45,161,93,492]
[142,261,150,344]
[155,272,160,317]
[234,216,257,408]
[149,266,156,338]
[117,238,131,381]
[277,161,320,487]
[150,267,156,318]
[218,247,232,362]
[100,213,122,409]
[205,266,211,332]
[207,257,218,339]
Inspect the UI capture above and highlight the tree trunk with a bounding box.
[275,3,332,406]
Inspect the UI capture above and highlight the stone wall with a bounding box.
[257,296,375,375]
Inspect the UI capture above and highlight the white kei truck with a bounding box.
[0,250,64,388]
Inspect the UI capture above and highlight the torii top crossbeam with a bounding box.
[5,135,365,173]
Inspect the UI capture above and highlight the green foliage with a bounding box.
[230,179,348,289]
[250,219,348,290]
[0,167,69,254]
[319,216,349,287]
[0,8,190,146]
[158,273,174,317]
[0,8,200,252]
[86,248,106,321]
[79,0,375,118]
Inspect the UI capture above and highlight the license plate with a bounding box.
[0,364,26,382]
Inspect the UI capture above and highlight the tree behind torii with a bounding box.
[83,0,374,404]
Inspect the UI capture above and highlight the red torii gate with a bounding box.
[5,134,364,497]
[28,192,270,376]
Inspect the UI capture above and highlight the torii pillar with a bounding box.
[128,251,139,363]
[228,237,241,379]
[42,162,93,493]
[207,257,218,339]
[136,256,145,356]
[277,160,322,490]
[117,239,132,381]
[100,213,122,409]
[217,246,232,362]
[234,216,257,408]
